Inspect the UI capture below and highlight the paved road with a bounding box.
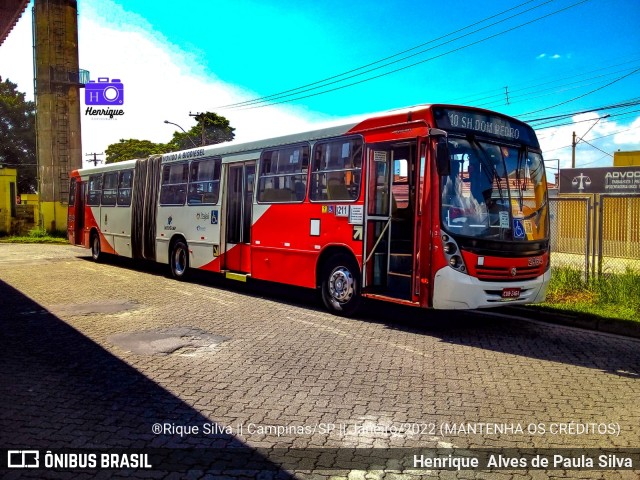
[1,244,639,479]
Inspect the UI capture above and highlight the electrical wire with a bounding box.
[517,67,640,118]
[219,0,594,110]
[216,0,545,109]
[236,0,593,111]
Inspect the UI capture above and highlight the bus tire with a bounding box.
[170,240,189,280]
[321,253,361,316]
[90,232,102,262]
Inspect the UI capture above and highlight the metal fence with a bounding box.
[598,194,640,274]
[549,194,640,278]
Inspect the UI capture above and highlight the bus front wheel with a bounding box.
[90,232,102,262]
[170,240,189,280]
[321,254,361,316]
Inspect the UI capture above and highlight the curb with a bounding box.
[499,306,640,339]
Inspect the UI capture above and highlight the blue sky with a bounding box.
[1,0,639,170]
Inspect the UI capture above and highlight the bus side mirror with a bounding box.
[435,138,450,176]
[430,128,450,176]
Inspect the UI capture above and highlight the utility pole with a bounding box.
[571,131,576,168]
[86,152,103,167]
[189,111,204,147]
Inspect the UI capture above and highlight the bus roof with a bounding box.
[74,104,537,174]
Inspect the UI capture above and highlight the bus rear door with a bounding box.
[223,162,255,275]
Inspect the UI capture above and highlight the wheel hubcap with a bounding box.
[329,267,354,304]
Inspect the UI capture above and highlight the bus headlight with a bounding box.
[441,235,467,273]
[443,242,457,255]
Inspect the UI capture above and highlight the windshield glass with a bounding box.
[440,137,549,241]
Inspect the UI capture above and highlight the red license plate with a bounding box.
[501,287,521,299]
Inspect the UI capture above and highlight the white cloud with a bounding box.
[1,1,329,169]
[77,3,327,166]
[536,53,564,60]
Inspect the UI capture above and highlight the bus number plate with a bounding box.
[501,287,521,299]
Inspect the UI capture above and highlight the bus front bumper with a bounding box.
[432,266,551,310]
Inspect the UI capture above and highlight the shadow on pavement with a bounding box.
[362,300,640,380]
[82,254,640,379]
[0,278,295,479]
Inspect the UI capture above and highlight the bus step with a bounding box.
[387,272,411,299]
[389,253,412,273]
[225,272,251,282]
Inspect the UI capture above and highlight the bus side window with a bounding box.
[160,163,188,205]
[257,144,309,203]
[310,137,362,202]
[101,172,118,206]
[188,157,221,205]
[87,174,102,206]
[117,170,133,206]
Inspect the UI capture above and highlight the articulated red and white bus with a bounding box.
[68,104,550,315]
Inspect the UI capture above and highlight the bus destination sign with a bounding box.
[433,107,539,148]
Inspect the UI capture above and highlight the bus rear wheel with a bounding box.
[321,254,361,316]
[170,240,189,280]
[90,232,102,262]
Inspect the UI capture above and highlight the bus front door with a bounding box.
[224,162,255,274]
[363,142,417,301]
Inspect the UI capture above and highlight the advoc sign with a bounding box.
[559,166,640,194]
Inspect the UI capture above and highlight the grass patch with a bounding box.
[0,228,69,244]
[541,266,640,323]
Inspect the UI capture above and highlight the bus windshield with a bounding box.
[440,137,549,242]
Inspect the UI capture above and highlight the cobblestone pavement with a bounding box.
[1,244,639,479]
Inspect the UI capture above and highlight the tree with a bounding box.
[105,139,171,164]
[168,112,235,150]
[0,76,37,193]
[104,112,235,163]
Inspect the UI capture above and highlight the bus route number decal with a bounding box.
[335,205,349,217]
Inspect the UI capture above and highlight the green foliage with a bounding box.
[594,268,640,310]
[0,76,37,193]
[105,138,172,164]
[167,112,236,150]
[28,227,49,238]
[0,228,68,244]
[546,266,587,298]
[105,112,235,163]
[544,266,640,322]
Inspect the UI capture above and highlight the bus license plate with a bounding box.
[501,287,521,299]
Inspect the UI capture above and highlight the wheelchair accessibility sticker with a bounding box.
[513,219,525,239]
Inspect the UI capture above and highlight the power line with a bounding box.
[473,65,640,111]
[540,125,640,155]
[579,137,614,157]
[529,99,640,125]
[216,0,545,109]
[448,54,640,106]
[535,108,640,135]
[232,0,593,110]
[517,67,640,118]
[85,152,103,167]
